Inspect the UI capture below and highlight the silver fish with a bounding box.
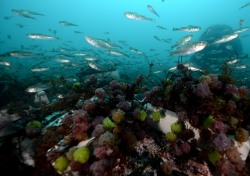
[234,27,250,34]
[170,41,207,55]
[11,9,44,19]
[85,36,112,49]
[11,9,36,19]
[59,21,78,26]
[0,61,11,66]
[124,12,154,21]
[7,51,41,58]
[147,5,159,17]
[27,33,58,40]
[212,33,238,44]
[31,67,49,72]
[173,26,201,32]
[171,35,193,48]
[108,50,127,57]
[88,62,102,70]
[26,83,52,93]
[129,47,143,54]
[19,10,44,16]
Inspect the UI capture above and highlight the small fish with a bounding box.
[171,35,193,48]
[153,71,162,74]
[154,36,161,42]
[74,31,82,34]
[20,10,44,16]
[129,47,143,54]
[4,51,41,58]
[173,25,201,32]
[88,62,102,70]
[147,5,159,17]
[4,16,13,20]
[74,53,86,56]
[234,27,250,34]
[85,57,99,61]
[59,21,78,26]
[54,59,70,63]
[235,65,247,69]
[156,25,167,30]
[162,38,172,43]
[124,12,154,21]
[170,41,207,55]
[212,33,238,44]
[0,61,11,66]
[27,33,58,40]
[11,9,43,19]
[85,36,112,49]
[31,67,49,72]
[26,83,52,93]
[108,50,127,57]
[227,59,238,65]
[239,2,250,9]
[16,24,26,28]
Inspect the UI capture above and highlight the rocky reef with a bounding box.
[1,63,250,176]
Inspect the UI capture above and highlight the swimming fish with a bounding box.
[108,50,127,57]
[85,36,112,49]
[27,33,58,40]
[124,12,154,21]
[212,33,238,44]
[88,62,102,70]
[156,25,167,30]
[147,5,159,17]
[1,51,41,58]
[11,9,36,19]
[171,35,193,49]
[170,41,207,55]
[0,61,11,66]
[173,26,201,32]
[239,2,250,9]
[59,21,78,26]
[31,67,50,72]
[26,83,52,93]
[11,9,44,19]
[129,47,144,54]
[234,27,250,34]
[154,36,161,42]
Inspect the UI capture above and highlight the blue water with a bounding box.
[0,0,250,86]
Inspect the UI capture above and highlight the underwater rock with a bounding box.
[150,103,250,161]
[34,91,50,105]
[190,24,242,72]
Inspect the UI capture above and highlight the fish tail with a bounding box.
[150,18,156,22]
